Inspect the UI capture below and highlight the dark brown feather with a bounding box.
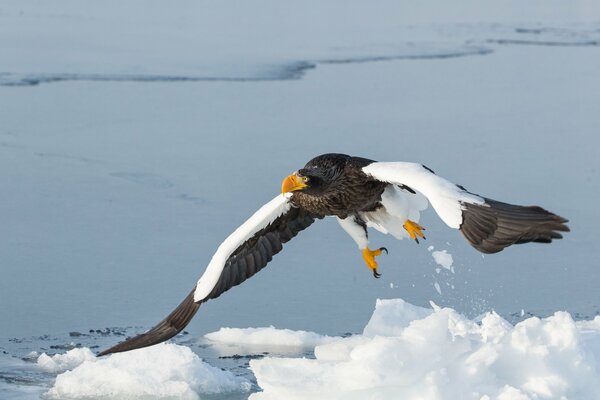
[460,198,569,254]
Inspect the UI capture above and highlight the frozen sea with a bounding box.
[1,1,600,398]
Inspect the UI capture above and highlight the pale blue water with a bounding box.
[1,4,599,398]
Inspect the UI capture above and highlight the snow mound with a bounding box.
[205,326,338,348]
[42,343,250,400]
[250,299,600,400]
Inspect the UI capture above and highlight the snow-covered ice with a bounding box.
[40,343,250,399]
[250,299,600,400]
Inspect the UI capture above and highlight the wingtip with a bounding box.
[98,289,201,357]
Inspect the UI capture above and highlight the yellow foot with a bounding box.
[404,220,426,243]
[362,247,388,279]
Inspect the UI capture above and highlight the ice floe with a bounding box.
[249,298,600,400]
[40,343,251,400]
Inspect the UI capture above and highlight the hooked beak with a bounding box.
[281,174,308,193]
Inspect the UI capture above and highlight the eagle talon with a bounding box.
[362,247,386,278]
[403,220,426,243]
[379,247,388,254]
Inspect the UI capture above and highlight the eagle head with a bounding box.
[281,168,329,195]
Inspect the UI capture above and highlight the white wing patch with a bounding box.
[363,162,483,229]
[194,194,292,302]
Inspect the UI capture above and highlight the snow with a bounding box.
[40,344,251,400]
[432,250,454,271]
[250,299,600,400]
[205,326,338,348]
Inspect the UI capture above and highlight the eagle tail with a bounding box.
[460,198,569,254]
[98,289,200,356]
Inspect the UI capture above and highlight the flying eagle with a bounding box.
[99,153,569,356]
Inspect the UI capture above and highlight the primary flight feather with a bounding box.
[99,153,569,356]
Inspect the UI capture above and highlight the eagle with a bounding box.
[99,153,569,356]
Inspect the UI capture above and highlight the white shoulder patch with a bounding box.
[363,162,483,228]
[194,194,292,302]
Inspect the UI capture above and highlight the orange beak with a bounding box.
[281,174,308,193]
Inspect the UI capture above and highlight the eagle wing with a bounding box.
[99,194,318,356]
[362,162,569,254]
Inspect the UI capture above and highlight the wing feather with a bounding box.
[461,198,569,253]
[363,161,568,253]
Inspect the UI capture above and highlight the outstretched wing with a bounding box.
[362,162,569,254]
[99,194,319,356]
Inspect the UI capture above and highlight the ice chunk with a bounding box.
[250,299,600,400]
[37,348,95,373]
[44,343,250,400]
[205,326,338,348]
[432,249,454,270]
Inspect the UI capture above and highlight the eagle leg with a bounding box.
[362,247,387,279]
[403,220,426,243]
